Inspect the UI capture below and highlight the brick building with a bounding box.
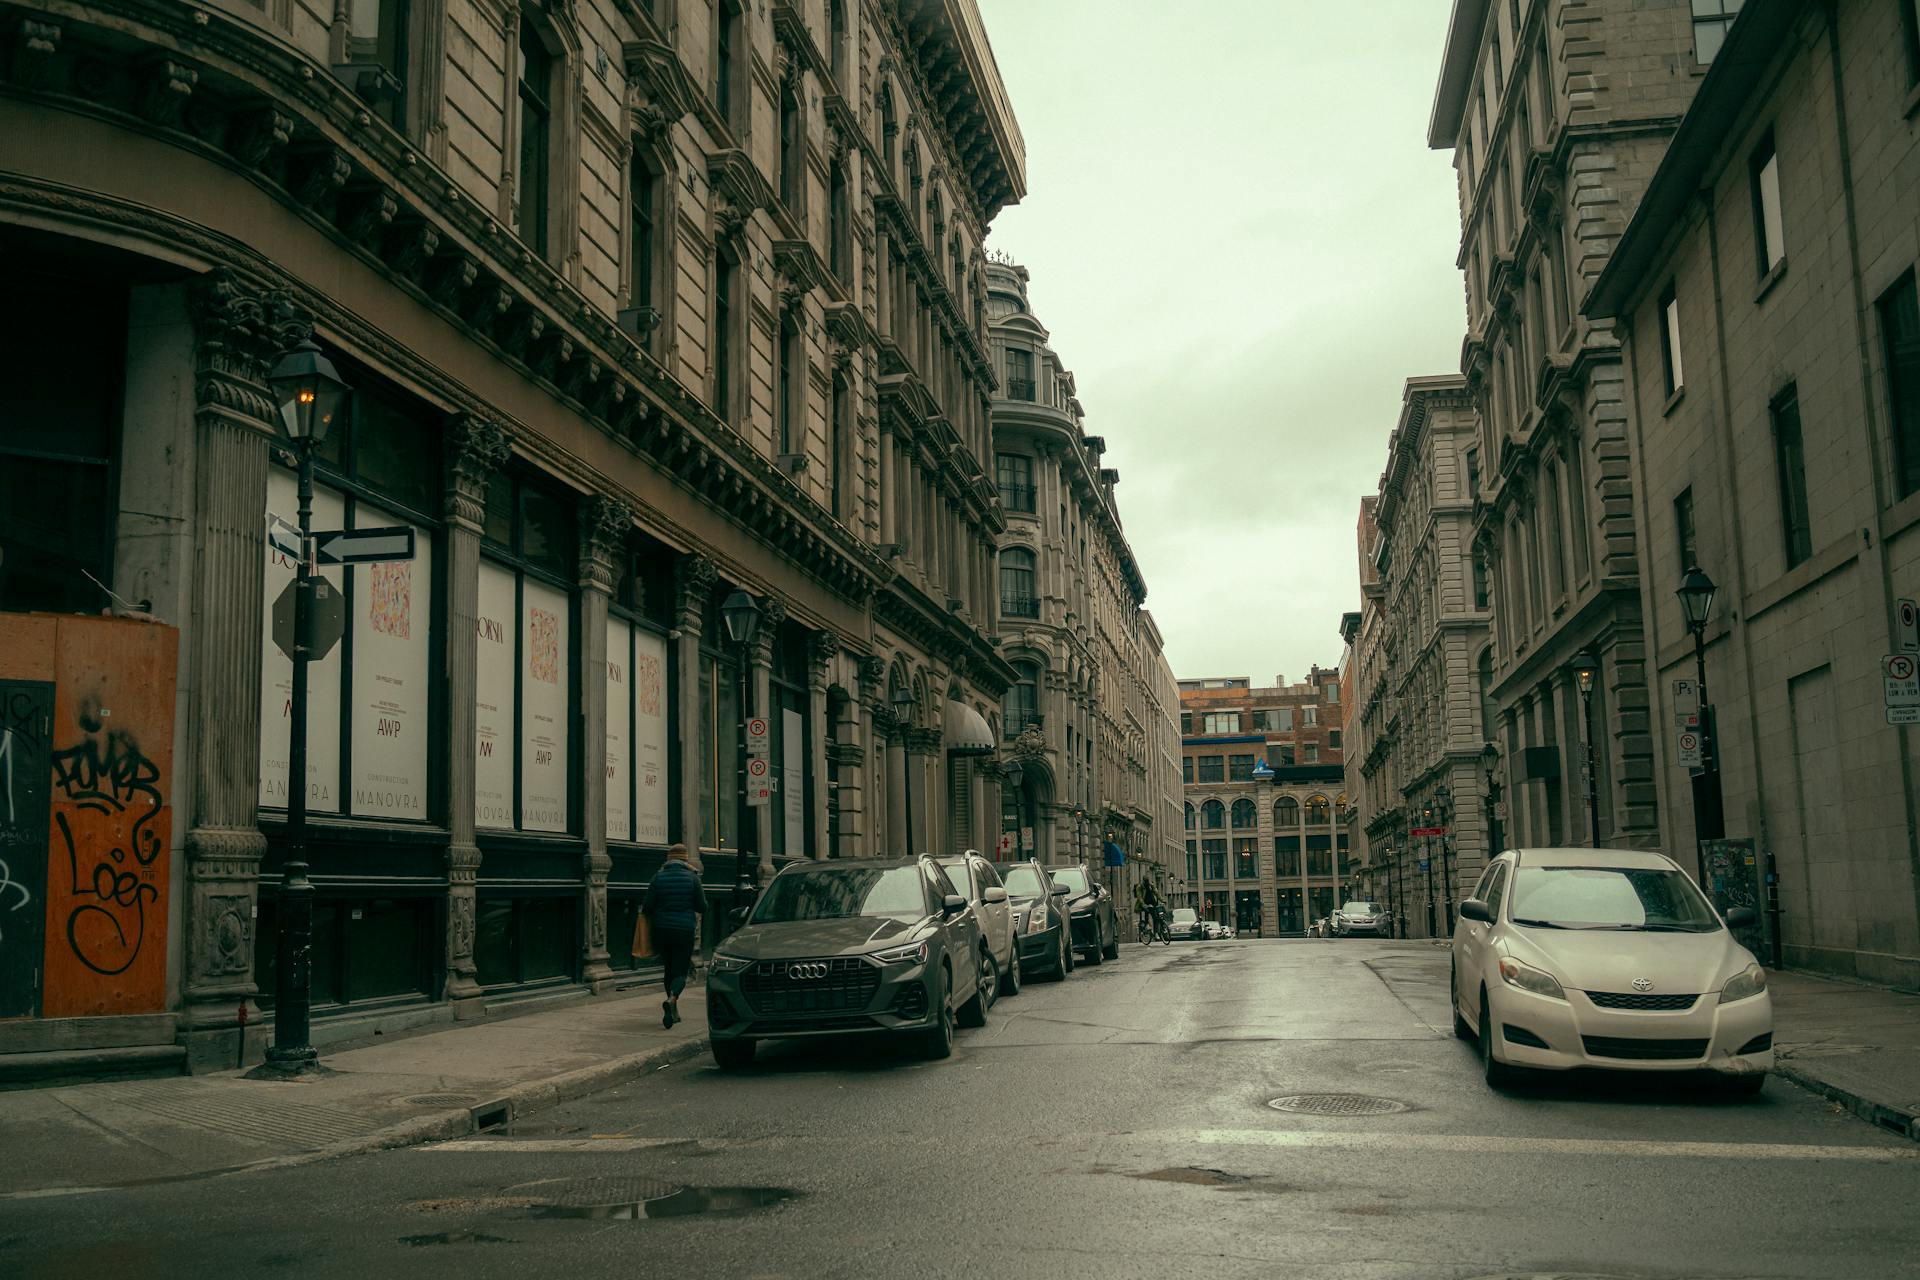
[1179,672,1348,934]
[1586,0,1920,988]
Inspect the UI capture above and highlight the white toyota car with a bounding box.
[1450,847,1772,1092]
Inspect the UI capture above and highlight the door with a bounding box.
[1458,861,1506,1025]
[975,858,1011,968]
[0,681,54,1018]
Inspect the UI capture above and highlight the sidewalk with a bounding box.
[1771,969,1920,1142]
[0,985,708,1198]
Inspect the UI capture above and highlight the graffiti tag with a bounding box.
[50,700,165,977]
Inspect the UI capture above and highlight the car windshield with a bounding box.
[1508,865,1721,932]
[1341,902,1378,914]
[1050,868,1090,895]
[1003,866,1045,898]
[1172,908,1198,923]
[750,866,928,924]
[937,860,973,897]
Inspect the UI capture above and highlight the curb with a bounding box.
[1775,1059,1919,1144]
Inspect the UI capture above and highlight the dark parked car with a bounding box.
[1000,859,1074,981]
[1048,864,1119,964]
[704,858,988,1069]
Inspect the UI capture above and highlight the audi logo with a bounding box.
[787,962,830,980]
[1631,977,1654,992]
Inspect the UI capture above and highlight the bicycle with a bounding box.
[1138,907,1172,946]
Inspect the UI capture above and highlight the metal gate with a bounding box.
[0,680,54,1018]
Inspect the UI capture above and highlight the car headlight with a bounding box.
[709,951,752,973]
[1025,906,1049,935]
[1719,962,1767,1004]
[1498,956,1566,1001]
[872,940,929,965]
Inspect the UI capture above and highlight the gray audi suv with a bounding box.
[704,857,988,1069]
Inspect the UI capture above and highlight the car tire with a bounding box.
[1451,963,1473,1041]
[917,967,955,1060]
[1002,947,1022,997]
[1725,1072,1767,1097]
[711,1038,756,1071]
[1062,931,1076,974]
[1480,990,1518,1090]
[1082,937,1103,965]
[958,949,994,1028]
[1101,920,1119,961]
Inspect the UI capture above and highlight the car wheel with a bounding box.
[917,967,955,1060]
[959,949,994,1028]
[711,1038,756,1071]
[1082,936,1103,965]
[1062,930,1075,975]
[1480,989,1518,1089]
[1451,962,1473,1041]
[1002,946,1022,997]
[1725,1072,1767,1097]
[1101,919,1119,961]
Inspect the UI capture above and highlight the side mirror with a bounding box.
[983,886,1008,904]
[1459,898,1494,925]
[1050,882,1070,897]
[1725,906,1757,929]
[942,894,967,915]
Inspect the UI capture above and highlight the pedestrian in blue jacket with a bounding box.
[642,843,703,1028]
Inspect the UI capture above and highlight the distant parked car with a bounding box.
[1201,920,1224,940]
[1048,865,1120,963]
[704,857,987,1069]
[937,852,1018,997]
[1167,907,1207,941]
[999,859,1074,981]
[1331,901,1387,937]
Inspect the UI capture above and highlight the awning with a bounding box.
[943,699,995,757]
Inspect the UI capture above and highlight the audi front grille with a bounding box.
[1585,991,1700,1011]
[740,956,881,1017]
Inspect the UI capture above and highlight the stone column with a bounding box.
[750,597,785,878]
[806,633,838,859]
[877,424,896,547]
[858,656,887,856]
[441,415,511,1014]
[906,727,940,854]
[178,272,312,1072]
[673,554,717,871]
[884,718,907,852]
[577,496,632,993]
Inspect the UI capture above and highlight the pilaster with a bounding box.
[578,495,632,991]
[674,554,717,871]
[858,656,888,855]
[806,632,838,860]
[750,595,786,875]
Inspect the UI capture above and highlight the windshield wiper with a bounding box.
[1511,917,1569,929]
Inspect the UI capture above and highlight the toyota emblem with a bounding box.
[1631,977,1654,992]
[788,961,829,980]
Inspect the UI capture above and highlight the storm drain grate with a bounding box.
[403,1094,478,1109]
[1267,1093,1409,1117]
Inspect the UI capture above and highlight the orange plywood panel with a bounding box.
[0,614,57,682]
[40,616,179,1018]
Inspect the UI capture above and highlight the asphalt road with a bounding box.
[4,940,1918,1280]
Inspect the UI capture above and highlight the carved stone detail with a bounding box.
[292,146,352,213]
[139,58,196,127]
[807,631,840,684]
[676,552,717,625]
[858,655,887,695]
[190,270,312,435]
[229,106,294,169]
[580,494,634,593]
[9,17,61,88]
[444,414,511,532]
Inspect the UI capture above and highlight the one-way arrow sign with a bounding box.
[312,526,416,566]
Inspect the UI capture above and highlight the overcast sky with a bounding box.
[975,0,1467,686]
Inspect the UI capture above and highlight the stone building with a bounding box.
[1356,376,1495,939]
[1178,672,1348,934]
[1585,0,1920,988]
[0,0,1023,1073]
[1430,0,1716,856]
[986,256,1175,885]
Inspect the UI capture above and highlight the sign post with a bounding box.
[745,755,771,806]
[1897,598,1919,654]
[1884,652,1920,725]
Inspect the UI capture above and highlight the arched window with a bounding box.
[999,547,1036,619]
[1231,798,1256,829]
[778,81,802,210]
[1184,802,1196,831]
[1202,799,1225,830]
[878,84,895,172]
[1274,796,1300,828]
[1305,795,1331,826]
[905,144,921,218]
[1003,660,1039,737]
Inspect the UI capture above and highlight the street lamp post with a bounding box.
[1421,803,1437,938]
[1676,567,1727,877]
[1481,742,1504,858]
[1003,759,1024,859]
[1435,783,1455,934]
[1570,649,1602,846]
[255,339,350,1079]
[892,682,916,854]
[721,589,762,922]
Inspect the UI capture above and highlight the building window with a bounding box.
[1183,802,1195,831]
[1231,798,1256,829]
[1328,730,1342,749]
[1203,712,1240,734]
[1659,282,1684,396]
[777,311,801,456]
[1750,130,1785,276]
[1182,756,1194,784]
[629,151,657,313]
[1902,0,1920,86]
[878,83,895,172]
[713,250,737,422]
[829,374,849,520]
[999,547,1038,619]
[1303,744,1319,763]
[1229,755,1255,783]
[830,160,851,284]
[1202,800,1225,829]
[1235,838,1257,880]
[1186,843,1199,880]
[341,0,411,132]
[1302,706,1317,727]
[829,0,848,83]
[1879,271,1920,499]
[515,17,554,255]
[606,533,677,847]
[1180,710,1193,735]
[1274,835,1301,878]
[778,83,802,211]
[1274,796,1299,827]
[1674,487,1698,571]
[1472,549,1491,610]
[1202,839,1227,880]
[1003,660,1039,736]
[1277,744,1296,766]
[715,0,742,133]
[1305,795,1331,825]
[1194,756,1221,785]
[996,452,1035,512]
[1771,384,1812,567]
[1005,348,1035,401]
[1691,0,1744,64]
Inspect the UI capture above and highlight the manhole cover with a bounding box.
[1267,1093,1409,1116]
[403,1094,478,1108]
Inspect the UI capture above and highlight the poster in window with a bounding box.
[259,467,345,812]
[350,503,431,818]
[520,578,570,832]
[474,561,516,829]
[633,628,669,844]
[605,616,633,843]
[782,706,805,856]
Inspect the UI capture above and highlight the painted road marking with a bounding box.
[423,1137,711,1153]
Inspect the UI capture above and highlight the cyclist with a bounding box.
[1135,879,1169,944]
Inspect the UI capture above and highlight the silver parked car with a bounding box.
[937,852,1019,998]
[1330,901,1387,937]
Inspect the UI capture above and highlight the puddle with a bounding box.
[399,1231,513,1246]
[524,1185,797,1220]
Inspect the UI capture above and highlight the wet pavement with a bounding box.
[2,940,1917,1279]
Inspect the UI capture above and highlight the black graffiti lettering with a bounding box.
[51,698,166,976]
